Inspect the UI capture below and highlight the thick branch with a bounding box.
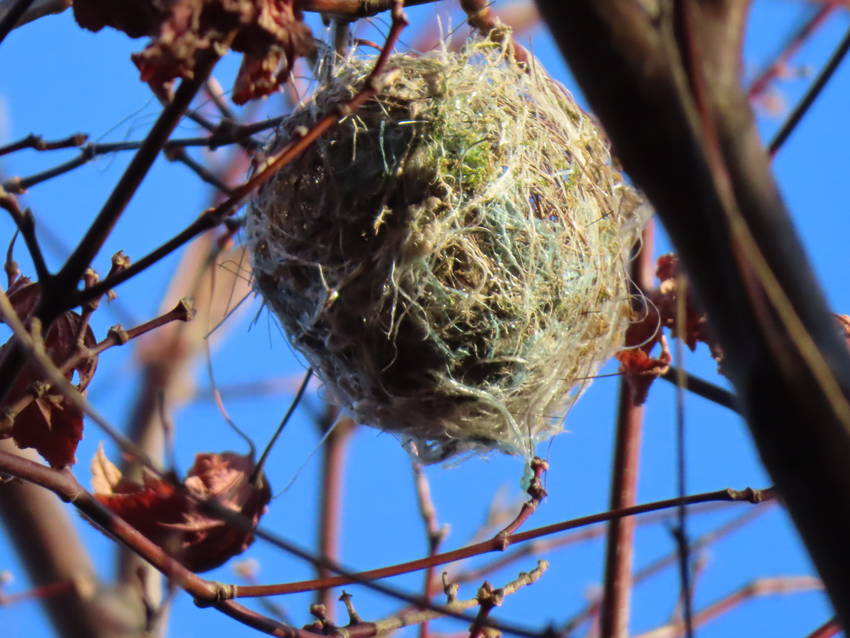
[0,442,115,638]
[536,0,850,624]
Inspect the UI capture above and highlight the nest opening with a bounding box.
[248,35,646,462]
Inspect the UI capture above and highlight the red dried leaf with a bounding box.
[650,253,721,357]
[73,0,314,103]
[93,448,270,572]
[616,346,671,406]
[0,282,98,468]
[615,253,724,404]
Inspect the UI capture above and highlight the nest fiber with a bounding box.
[248,37,645,462]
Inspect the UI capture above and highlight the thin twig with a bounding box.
[251,368,314,484]
[0,285,163,472]
[54,47,226,298]
[0,133,87,157]
[747,4,836,100]
[165,147,235,195]
[672,273,694,638]
[0,299,195,426]
[634,576,824,638]
[70,4,411,310]
[412,460,447,638]
[236,487,773,598]
[451,500,739,588]
[1,124,269,194]
[315,408,354,619]
[2,142,144,194]
[350,563,547,638]
[659,366,739,413]
[0,48,226,412]
[459,0,529,64]
[204,77,237,121]
[768,20,850,155]
[493,457,548,544]
[805,617,842,638]
[0,189,49,281]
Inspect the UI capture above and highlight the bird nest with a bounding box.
[247,36,646,462]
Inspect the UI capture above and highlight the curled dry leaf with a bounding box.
[617,254,719,405]
[652,254,718,354]
[0,278,98,468]
[73,0,314,103]
[617,344,671,406]
[92,446,271,572]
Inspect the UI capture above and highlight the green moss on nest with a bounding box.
[248,35,646,462]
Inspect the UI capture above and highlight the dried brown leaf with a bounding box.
[94,450,270,572]
[0,281,98,468]
[73,0,313,103]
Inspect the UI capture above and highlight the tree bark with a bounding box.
[535,0,850,626]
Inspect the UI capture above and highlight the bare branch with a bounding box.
[0,133,87,158]
[236,487,773,598]
[600,224,654,638]
[0,441,112,638]
[635,576,824,638]
[69,5,411,310]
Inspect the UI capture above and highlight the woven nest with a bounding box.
[247,36,646,462]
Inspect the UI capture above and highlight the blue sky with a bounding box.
[0,1,847,637]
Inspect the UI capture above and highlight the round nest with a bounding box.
[247,36,645,463]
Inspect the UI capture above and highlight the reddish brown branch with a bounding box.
[451,500,739,588]
[600,223,654,638]
[237,487,772,598]
[315,411,354,619]
[635,576,824,638]
[494,457,548,545]
[0,441,769,638]
[459,0,529,64]
[412,461,446,638]
[0,447,332,638]
[768,19,850,156]
[806,617,842,638]
[0,448,213,598]
[0,442,108,638]
[747,4,836,100]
